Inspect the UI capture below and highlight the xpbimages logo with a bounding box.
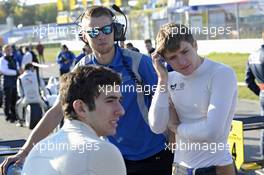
[32,24,79,38]
[98,83,166,96]
[170,24,232,38]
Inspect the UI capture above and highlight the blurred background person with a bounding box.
[36,41,45,63]
[125,42,139,52]
[22,47,33,70]
[0,44,20,123]
[75,43,92,65]
[144,39,155,56]
[56,44,75,75]
[0,45,3,57]
[12,44,23,71]
[16,63,48,127]
[245,30,264,157]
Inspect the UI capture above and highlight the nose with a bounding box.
[96,30,108,40]
[115,102,125,117]
[177,56,187,66]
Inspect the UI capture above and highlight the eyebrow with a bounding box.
[104,95,122,100]
[167,47,188,59]
[180,48,188,54]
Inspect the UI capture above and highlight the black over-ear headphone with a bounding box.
[75,4,127,43]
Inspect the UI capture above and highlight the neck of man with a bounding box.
[93,46,115,65]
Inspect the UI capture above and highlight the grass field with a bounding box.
[43,47,80,63]
[207,52,258,101]
[43,47,258,101]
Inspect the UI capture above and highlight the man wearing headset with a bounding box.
[1,5,173,175]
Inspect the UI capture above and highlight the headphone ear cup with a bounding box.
[113,22,125,41]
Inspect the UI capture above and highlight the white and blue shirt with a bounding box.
[76,45,166,160]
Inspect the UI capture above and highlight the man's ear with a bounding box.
[192,40,198,50]
[72,99,87,119]
[83,33,89,44]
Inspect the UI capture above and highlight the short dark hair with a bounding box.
[144,39,152,44]
[126,43,133,47]
[59,65,121,120]
[24,63,34,70]
[62,44,68,50]
[156,23,194,56]
[83,5,113,21]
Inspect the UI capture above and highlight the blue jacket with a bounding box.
[76,45,166,160]
[56,51,75,71]
[75,52,85,65]
[13,50,23,67]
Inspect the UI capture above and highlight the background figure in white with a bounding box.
[16,63,47,124]
[21,47,33,70]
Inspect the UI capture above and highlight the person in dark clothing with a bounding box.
[125,42,140,52]
[18,46,24,57]
[0,45,3,58]
[36,41,45,63]
[0,45,19,123]
[56,45,75,75]
[144,39,155,56]
[12,45,23,70]
[245,30,264,157]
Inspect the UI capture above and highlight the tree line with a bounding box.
[0,0,57,26]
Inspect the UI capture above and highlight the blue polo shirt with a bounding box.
[77,45,166,160]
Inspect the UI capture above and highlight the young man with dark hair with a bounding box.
[149,23,237,174]
[1,5,173,175]
[22,65,126,175]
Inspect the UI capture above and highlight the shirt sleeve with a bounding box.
[0,58,17,75]
[56,53,62,64]
[148,87,170,134]
[245,61,260,96]
[177,67,237,142]
[40,78,48,96]
[17,78,23,97]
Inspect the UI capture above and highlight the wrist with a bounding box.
[175,123,180,133]
[18,147,30,158]
[157,80,167,93]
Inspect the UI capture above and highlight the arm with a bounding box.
[21,102,63,154]
[56,53,63,64]
[176,67,237,142]
[39,78,48,96]
[0,102,63,175]
[167,98,180,133]
[148,88,170,134]
[17,78,23,98]
[0,58,17,76]
[148,52,170,133]
[245,61,260,96]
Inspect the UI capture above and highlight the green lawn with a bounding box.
[207,52,258,101]
[43,48,258,100]
[43,47,80,63]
